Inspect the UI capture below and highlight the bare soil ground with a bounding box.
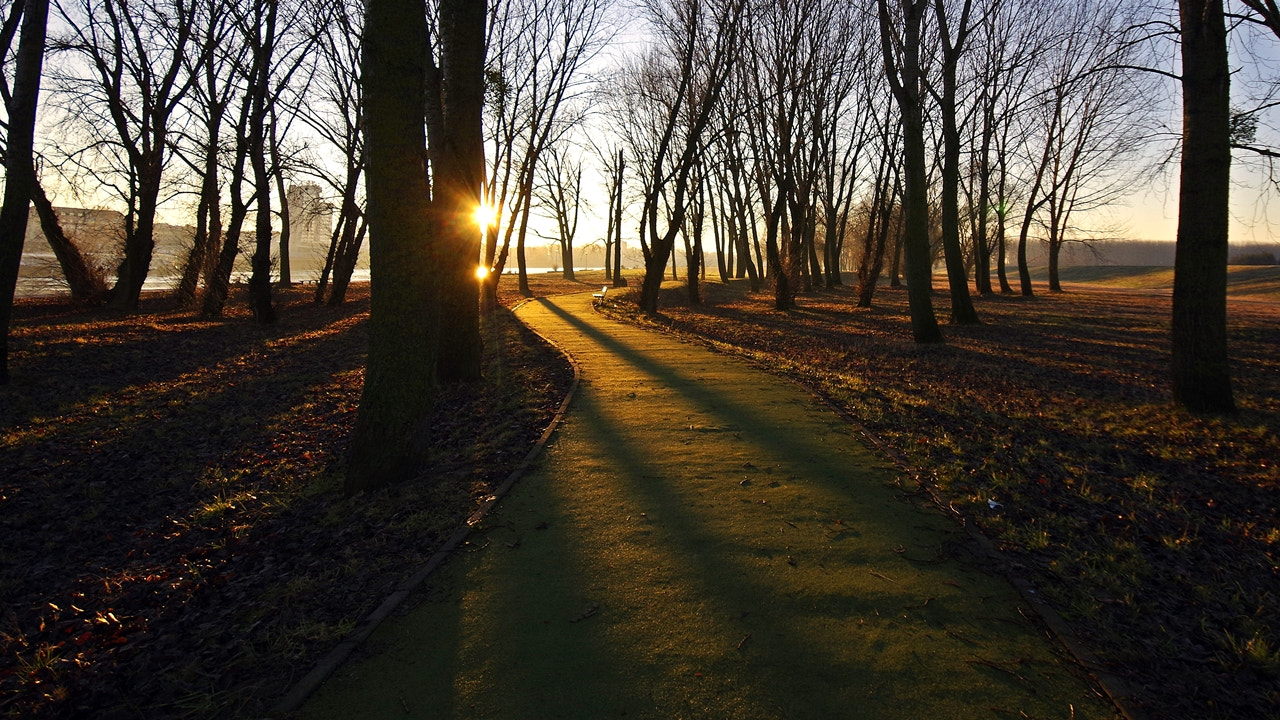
[602,277,1280,720]
[0,274,589,719]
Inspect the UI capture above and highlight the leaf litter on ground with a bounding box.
[0,275,587,719]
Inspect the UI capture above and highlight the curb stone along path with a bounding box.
[300,291,1119,720]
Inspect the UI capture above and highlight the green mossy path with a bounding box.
[299,292,1117,720]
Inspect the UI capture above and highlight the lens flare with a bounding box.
[473,202,498,228]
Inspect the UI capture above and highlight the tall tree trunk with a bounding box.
[516,197,532,296]
[0,0,48,384]
[856,152,896,309]
[895,82,941,340]
[974,105,994,295]
[995,206,1012,293]
[201,196,249,318]
[346,0,440,492]
[935,0,979,324]
[612,152,626,286]
[247,2,276,325]
[271,114,292,288]
[430,0,486,382]
[879,0,942,343]
[766,193,789,310]
[175,173,213,306]
[1172,0,1234,413]
[249,117,276,323]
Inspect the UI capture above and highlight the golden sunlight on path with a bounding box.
[300,292,1118,720]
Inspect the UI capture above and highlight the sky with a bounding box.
[23,2,1280,254]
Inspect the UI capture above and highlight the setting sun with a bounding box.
[475,265,490,281]
[473,202,498,228]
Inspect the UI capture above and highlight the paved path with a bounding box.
[301,292,1116,719]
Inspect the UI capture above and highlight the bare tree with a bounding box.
[1,1,105,305]
[479,0,609,307]
[1006,0,1150,296]
[1038,12,1154,292]
[240,0,317,323]
[0,0,48,384]
[291,0,366,305]
[588,138,628,287]
[532,142,584,281]
[964,0,1039,294]
[50,0,202,310]
[170,0,239,307]
[630,0,746,314]
[854,92,903,308]
[930,0,981,323]
[879,0,943,343]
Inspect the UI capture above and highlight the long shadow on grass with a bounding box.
[656,289,1280,717]
[515,297,1106,717]
[0,315,368,716]
[2,303,366,430]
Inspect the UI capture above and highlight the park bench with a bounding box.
[592,286,608,305]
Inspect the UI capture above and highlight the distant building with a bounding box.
[284,183,337,274]
[286,183,334,248]
[24,206,126,254]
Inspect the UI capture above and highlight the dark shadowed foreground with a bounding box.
[605,278,1279,720]
[0,277,582,719]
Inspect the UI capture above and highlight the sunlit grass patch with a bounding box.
[604,276,1280,719]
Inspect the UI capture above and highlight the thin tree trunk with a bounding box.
[248,117,276,323]
[935,0,979,324]
[612,151,626,286]
[271,113,292,288]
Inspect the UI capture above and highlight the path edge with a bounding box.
[267,303,581,717]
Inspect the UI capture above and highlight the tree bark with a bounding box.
[0,0,48,384]
[431,0,486,382]
[271,113,292,288]
[1172,0,1234,413]
[879,0,942,343]
[109,162,162,310]
[346,0,440,492]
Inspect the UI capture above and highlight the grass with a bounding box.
[601,271,1280,719]
[1037,264,1280,300]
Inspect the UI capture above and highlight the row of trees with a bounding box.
[3,0,1274,474]
[599,0,1159,324]
[592,0,1270,414]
